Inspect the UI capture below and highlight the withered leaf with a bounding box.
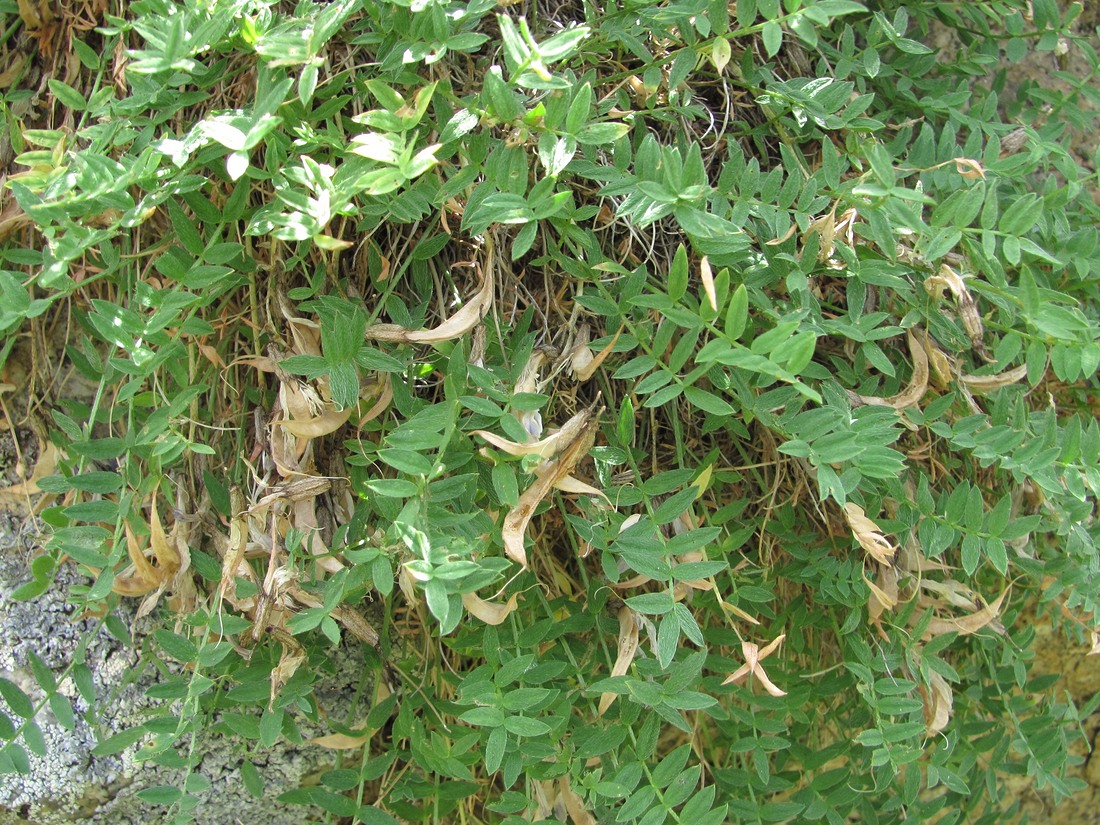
[114,497,181,597]
[843,502,896,565]
[925,266,985,357]
[0,440,60,511]
[255,476,332,507]
[501,403,604,567]
[462,591,520,625]
[920,578,979,610]
[278,406,354,438]
[309,731,370,750]
[719,601,761,625]
[722,634,786,696]
[114,525,157,597]
[290,587,380,646]
[923,336,955,390]
[472,422,579,459]
[599,607,639,715]
[923,669,953,735]
[553,474,609,500]
[269,635,307,707]
[960,364,1029,393]
[865,566,899,623]
[558,775,597,825]
[292,496,344,574]
[846,329,928,411]
[571,326,622,382]
[924,587,1008,639]
[215,493,253,611]
[360,374,393,423]
[953,157,985,180]
[365,271,492,344]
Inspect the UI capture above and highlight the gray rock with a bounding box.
[0,513,365,825]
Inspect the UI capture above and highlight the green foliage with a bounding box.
[3,0,1100,822]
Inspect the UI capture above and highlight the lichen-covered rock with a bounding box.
[0,513,364,825]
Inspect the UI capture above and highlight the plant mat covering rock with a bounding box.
[0,0,1099,824]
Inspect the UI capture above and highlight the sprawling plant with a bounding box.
[2,0,1099,821]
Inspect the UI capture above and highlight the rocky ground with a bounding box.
[0,442,370,824]
[0,413,370,824]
